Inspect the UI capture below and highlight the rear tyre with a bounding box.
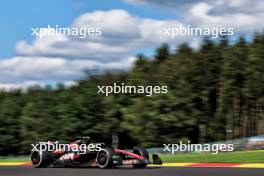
[96,148,113,168]
[132,146,149,168]
[31,150,52,168]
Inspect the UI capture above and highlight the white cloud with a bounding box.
[0,56,136,86]
[125,0,264,14]
[17,9,197,59]
[0,80,77,91]
[16,28,128,62]
[73,9,142,42]
[186,2,264,33]
[125,0,264,34]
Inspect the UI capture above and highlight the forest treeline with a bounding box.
[0,33,264,155]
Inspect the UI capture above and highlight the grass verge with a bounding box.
[159,150,264,163]
[0,156,29,163]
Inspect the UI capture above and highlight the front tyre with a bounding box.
[96,148,113,168]
[31,150,52,168]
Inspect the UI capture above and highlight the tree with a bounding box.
[155,44,170,62]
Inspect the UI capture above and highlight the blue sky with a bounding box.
[0,0,263,89]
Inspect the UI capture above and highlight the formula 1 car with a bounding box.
[30,137,162,168]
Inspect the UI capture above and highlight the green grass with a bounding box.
[1,150,264,163]
[159,150,264,163]
[0,156,29,162]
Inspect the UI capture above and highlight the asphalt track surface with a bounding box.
[0,166,264,176]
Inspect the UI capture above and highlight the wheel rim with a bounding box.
[31,151,41,165]
[98,151,107,166]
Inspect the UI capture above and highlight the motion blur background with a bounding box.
[0,0,264,156]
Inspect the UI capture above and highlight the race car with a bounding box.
[30,137,162,168]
